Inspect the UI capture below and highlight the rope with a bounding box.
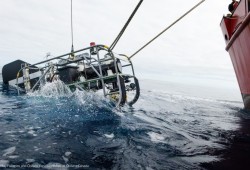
[110,0,143,50]
[129,0,205,59]
[70,0,74,53]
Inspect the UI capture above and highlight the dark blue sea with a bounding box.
[0,74,248,170]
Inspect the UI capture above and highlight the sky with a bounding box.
[0,0,240,91]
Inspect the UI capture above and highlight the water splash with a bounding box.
[28,80,72,98]
[26,80,115,112]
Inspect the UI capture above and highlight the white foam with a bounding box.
[65,152,71,157]
[34,146,41,151]
[28,130,37,136]
[146,167,154,170]
[8,155,19,159]
[62,156,69,163]
[3,146,16,156]
[0,160,9,167]
[181,155,218,163]
[104,133,115,139]
[5,131,15,134]
[147,132,165,143]
[26,159,35,163]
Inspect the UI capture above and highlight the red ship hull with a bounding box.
[221,0,250,110]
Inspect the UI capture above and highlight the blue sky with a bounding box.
[0,0,239,90]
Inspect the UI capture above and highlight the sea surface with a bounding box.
[0,75,247,170]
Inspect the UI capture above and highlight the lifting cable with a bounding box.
[110,0,143,50]
[70,0,74,54]
[129,0,205,59]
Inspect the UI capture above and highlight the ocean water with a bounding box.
[0,75,245,170]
